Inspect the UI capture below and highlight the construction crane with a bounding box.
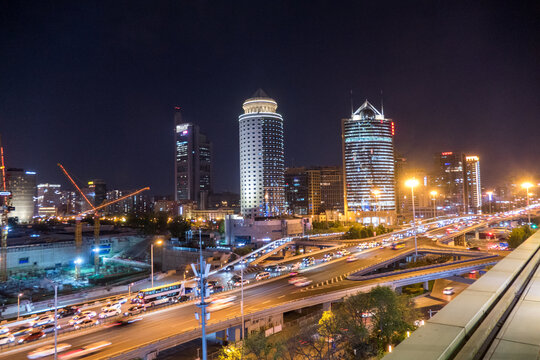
[57,163,150,277]
[0,134,13,282]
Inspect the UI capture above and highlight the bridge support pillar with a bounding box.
[216,329,228,345]
[323,302,332,312]
[475,230,480,240]
[282,248,286,256]
[423,281,429,291]
[394,286,402,295]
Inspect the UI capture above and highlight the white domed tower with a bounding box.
[239,89,285,217]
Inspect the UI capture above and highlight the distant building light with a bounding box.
[441,152,453,156]
[25,171,36,175]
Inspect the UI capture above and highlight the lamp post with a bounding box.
[372,189,381,226]
[405,179,420,258]
[128,282,134,297]
[45,279,59,360]
[486,191,493,214]
[150,239,163,288]
[521,182,533,224]
[17,293,22,319]
[430,190,438,218]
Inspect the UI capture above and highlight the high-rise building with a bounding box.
[6,168,37,223]
[285,167,308,215]
[432,152,466,213]
[285,166,344,216]
[36,183,62,216]
[239,89,285,217]
[319,166,344,213]
[465,156,482,213]
[342,100,396,224]
[432,152,482,214]
[174,107,213,209]
[106,189,152,215]
[88,179,107,206]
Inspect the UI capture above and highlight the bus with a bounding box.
[391,242,405,250]
[134,282,186,307]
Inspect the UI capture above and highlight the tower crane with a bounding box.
[0,134,14,281]
[58,163,149,276]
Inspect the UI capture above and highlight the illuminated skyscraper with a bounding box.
[342,100,396,224]
[6,168,37,223]
[465,156,482,213]
[239,89,285,217]
[174,107,212,209]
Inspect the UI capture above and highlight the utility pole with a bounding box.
[192,229,209,360]
[0,135,12,282]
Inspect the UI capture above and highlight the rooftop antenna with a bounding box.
[380,90,384,117]
[350,89,354,117]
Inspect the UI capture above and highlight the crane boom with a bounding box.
[79,187,151,215]
[57,163,95,210]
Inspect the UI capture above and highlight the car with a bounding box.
[264,265,277,272]
[73,319,99,330]
[68,311,96,326]
[211,285,224,293]
[101,302,121,311]
[39,323,61,334]
[208,280,219,289]
[11,326,33,338]
[346,255,358,262]
[115,297,128,304]
[224,265,234,272]
[228,275,242,285]
[27,343,72,359]
[288,277,304,285]
[59,341,112,359]
[99,308,120,319]
[0,326,9,335]
[291,262,302,271]
[208,295,236,312]
[234,279,249,287]
[255,272,271,281]
[123,305,146,317]
[443,287,455,295]
[294,278,313,287]
[57,307,79,318]
[289,271,299,277]
[0,333,14,345]
[18,330,45,344]
[184,286,194,294]
[341,250,350,256]
[276,265,288,272]
[31,314,55,327]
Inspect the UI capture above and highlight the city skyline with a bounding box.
[1,1,539,196]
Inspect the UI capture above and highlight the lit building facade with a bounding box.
[285,168,308,215]
[342,100,396,224]
[239,89,285,217]
[88,179,107,206]
[432,152,466,213]
[174,107,213,209]
[465,156,482,213]
[36,183,62,216]
[6,168,37,223]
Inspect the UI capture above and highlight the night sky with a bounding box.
[1,1,539,195]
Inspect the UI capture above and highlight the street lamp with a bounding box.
[486,191,493,214]
[521,182,533,224]
[17,293,23,319]
[405,179,419,258]
[151,239,163,288]
[372,189,381,226]
[430,190,438,218]
[128,282,134,297]
[45,279,59,360]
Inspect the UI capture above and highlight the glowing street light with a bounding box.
[521,182,533,224]
[405,179,419,258]
[430,190,438,218]
[151,239,164,288]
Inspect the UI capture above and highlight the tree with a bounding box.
[169,216,191,240]
[218,344,242,360]
[507,225,534,249]
[244,329,283,360]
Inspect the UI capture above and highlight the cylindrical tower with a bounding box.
[239,89,285,217]
[342,100,396,220]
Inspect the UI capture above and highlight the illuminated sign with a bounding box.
[0,191,11,196]
[25,171,36,175]
[176,124,190,134]
[441,152,453,156]
[466,156,479,161]
[391,121,395,136]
